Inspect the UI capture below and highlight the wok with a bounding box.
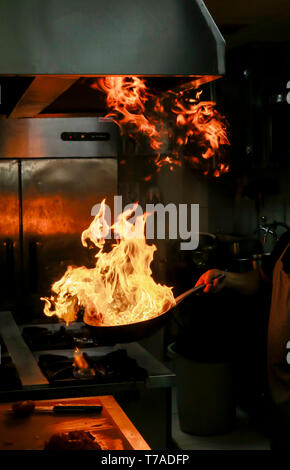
[87,274,225,344]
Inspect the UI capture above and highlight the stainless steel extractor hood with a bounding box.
[0,0,225,76]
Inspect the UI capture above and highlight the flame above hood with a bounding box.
[0,0,225,76]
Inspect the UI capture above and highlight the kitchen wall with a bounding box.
[207,43,290,242]
[157,164,209,232]
[208,167,290,249]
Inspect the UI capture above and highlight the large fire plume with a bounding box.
[41,200,175,326]
[95,77,230,177]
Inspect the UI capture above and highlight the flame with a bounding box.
[94,77,230,177]
[173,100,229,160]
[73,347,89,370]
[97,77,162,151]
[154,155,182,172]
[41,200,175,326]
[73,347,96,377]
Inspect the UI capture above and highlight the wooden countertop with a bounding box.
[0,395,150,450]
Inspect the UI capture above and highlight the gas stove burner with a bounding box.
[22,325,96,351]
[38,349,147,386]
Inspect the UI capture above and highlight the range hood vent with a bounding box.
[0,0,225,76]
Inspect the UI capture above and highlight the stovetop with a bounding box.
[38,349,147,386]
[21,323,96,351]
[0,313,175,401]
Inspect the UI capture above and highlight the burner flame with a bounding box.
[73,347,89,370]
[73,348,96,377]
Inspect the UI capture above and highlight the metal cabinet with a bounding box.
[21,158,117,296]
[0,160,20,301]
[0,158,117,318]
[0,118,119,319]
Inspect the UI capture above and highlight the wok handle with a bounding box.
[175,273,226,306]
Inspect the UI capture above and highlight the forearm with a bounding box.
[223,269,262,295]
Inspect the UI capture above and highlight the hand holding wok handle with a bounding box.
[194,268,227,294]
[175,273,226,306]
